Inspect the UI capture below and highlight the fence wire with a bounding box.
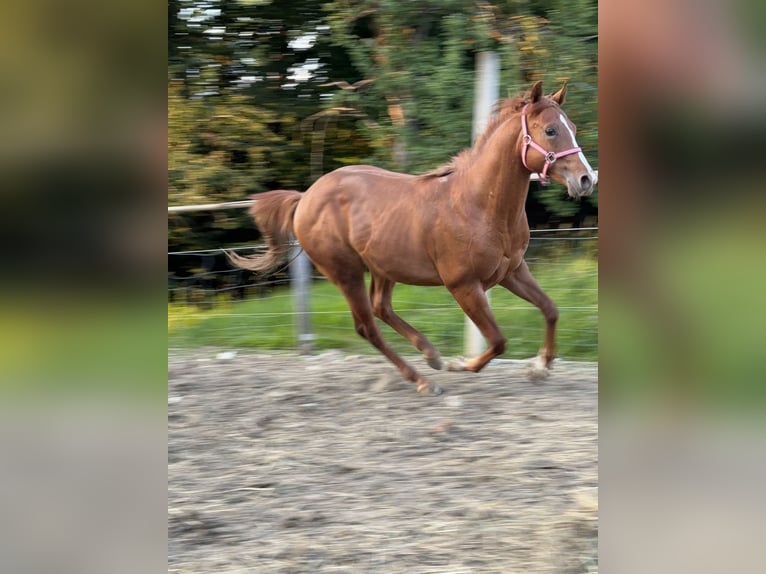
[168,230,597,359]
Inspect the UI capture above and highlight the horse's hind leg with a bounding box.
[320,265,441,395]
[499,260,558,380]
[369,275,443,370]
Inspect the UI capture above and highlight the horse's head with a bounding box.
[520,81,597,198]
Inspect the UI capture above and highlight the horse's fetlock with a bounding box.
[492,336,507,356]
[401,365,418,382]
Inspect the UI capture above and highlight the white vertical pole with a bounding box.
[290,243,314,354]
[465,51,500,357]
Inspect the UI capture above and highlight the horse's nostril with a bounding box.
[580,175,592,191]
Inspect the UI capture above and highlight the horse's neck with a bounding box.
[460,119,530,229]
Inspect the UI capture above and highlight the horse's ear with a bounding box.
[529,81,543,103]
[550,81,567,106]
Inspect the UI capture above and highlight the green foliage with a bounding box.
[321,0,598,188]
[168,0,598,252]
[168,84,283,205]
[168,0,334,250]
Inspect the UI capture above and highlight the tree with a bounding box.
[320,1,597,182]
[168,0,599,253]
[168,0,341,250]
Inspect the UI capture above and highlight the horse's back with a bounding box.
[296,164,424,221]
[326,164,417,182]
[293,164,443,284]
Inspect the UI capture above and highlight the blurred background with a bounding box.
[599,0,766,572]
[600,0,766,411]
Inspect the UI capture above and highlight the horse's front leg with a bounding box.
[499,260,558,381]
[445,282,506,373]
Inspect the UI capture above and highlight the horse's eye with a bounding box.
[544,127,557,137]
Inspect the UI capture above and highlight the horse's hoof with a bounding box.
[447,357,467,371]
[425,355,443,371]
[526,366,550,383]
[526,355,551,383]
[417,381,443,396]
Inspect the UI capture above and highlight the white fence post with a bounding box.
[465,51,500,357]
[290,243,314,354]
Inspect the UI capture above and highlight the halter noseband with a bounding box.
[520,104,581,186]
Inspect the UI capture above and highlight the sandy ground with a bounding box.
[168,350,598,573]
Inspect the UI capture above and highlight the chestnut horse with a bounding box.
[228,81,596,394]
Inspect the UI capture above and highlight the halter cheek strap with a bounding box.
[520,104,582,186]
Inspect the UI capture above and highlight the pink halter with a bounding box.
[520,104,581,186]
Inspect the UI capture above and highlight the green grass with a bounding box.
[600,211,766,410]
[169,255,597,361]
[1,297,167,400]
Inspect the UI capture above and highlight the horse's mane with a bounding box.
[419,96,529,178]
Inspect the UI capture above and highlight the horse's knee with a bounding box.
[355,323,369,339]
[544,303,558,324]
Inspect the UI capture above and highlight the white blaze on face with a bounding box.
[559,113,597,183]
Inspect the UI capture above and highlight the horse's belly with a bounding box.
[360,244,442,286]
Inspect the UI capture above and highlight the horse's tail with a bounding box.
[225,190,303,273]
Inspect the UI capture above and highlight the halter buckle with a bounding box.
[546,151,557,163]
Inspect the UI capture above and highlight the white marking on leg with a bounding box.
[447,357,467,371]
[526,354,550,383]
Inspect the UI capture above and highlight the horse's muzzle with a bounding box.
[567,173,595,198]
